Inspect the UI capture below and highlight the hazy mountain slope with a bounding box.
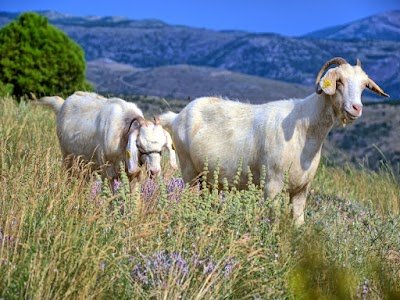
[55,22,400,98]
[87,59,312,103]
[326,101,400,169]
[1,11,399,98]
[304,10,400,41]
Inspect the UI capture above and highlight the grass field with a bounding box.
[1,96,400,299]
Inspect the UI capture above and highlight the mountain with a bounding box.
[0,10,399,99]
[326,101,400,169]
[304,10,400,41]
[87,59,312,103]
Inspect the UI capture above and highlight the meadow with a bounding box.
[0,96,400,299]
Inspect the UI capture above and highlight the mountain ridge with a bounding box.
[304,10,400,41]
[0,10,399,99]
[86,59,313,103]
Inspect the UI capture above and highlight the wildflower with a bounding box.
[166,177,185,202]
[224,258,237,278]
[90,180,101,199]
[113,179,120,193]
[100,262,106,268]
[203,260,215,275]
[132,251,190,286]
[141,178,159,201]
[166,177,185,194]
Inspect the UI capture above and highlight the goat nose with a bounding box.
[352,104,363,115]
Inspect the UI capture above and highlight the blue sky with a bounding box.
[1,0,399,36]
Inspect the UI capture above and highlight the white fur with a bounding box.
[38,91,177,182]
[159,58,388,226]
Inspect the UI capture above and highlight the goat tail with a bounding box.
[158,111,178,131]
[36,96,65,113]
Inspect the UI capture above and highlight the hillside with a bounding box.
[1,11,399,99]
[304,10,400,41]
[1,95,399,299]
[87,59,312,103]
[324,101,400,169]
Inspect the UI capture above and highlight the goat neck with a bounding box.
[293,93,336,142]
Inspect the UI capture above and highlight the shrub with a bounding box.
[0,12,92,99]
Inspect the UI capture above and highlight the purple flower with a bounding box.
[90,180,101,199]
[113,179,120,193]
[100,262,106,268]
[166,177,185,194]
[141,177,185,204]
[131,251,189,286]
[141,178,159,201]
[131,250,237,288]
[223,258,237,278]
[203,260,215,275]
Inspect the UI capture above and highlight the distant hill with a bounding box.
[0,10,399,99]
[304,10,400,41]
[87,59,312,103]
[325,101,400,169]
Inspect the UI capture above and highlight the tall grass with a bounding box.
[1,96,399,299]
[314,161,400,215]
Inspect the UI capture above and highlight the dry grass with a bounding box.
[1,96,399,299]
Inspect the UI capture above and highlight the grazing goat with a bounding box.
[159,57,389,226]
[38,91,177,184]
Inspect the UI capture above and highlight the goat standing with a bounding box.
[159,58,389,226]
[38,92,177,187]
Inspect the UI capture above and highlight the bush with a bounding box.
[0,80,13,97]
[0,12,93,98]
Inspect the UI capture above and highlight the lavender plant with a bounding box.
[0,96,399,299]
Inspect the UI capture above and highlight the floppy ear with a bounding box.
[367,78,389,98]
[163,129,178,170]
[126,129,140,175]
[318,69,337,95]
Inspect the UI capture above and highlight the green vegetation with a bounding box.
[0,12,92,99]
[1,96,399,299]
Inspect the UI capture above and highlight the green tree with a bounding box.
[0,12,92,98]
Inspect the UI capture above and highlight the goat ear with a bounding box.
[319,69,337,95]
[367,78,389,98]
[126,129,140,175]
[163,129,178,170]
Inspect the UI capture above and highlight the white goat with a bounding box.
[38,91,177,183]
[159,57,389,226]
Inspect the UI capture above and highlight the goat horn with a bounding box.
[126,116,146,134]
[356,59,362,67]
[154,115,161,125]
[315,57,349,94]
[136,116,146,126]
